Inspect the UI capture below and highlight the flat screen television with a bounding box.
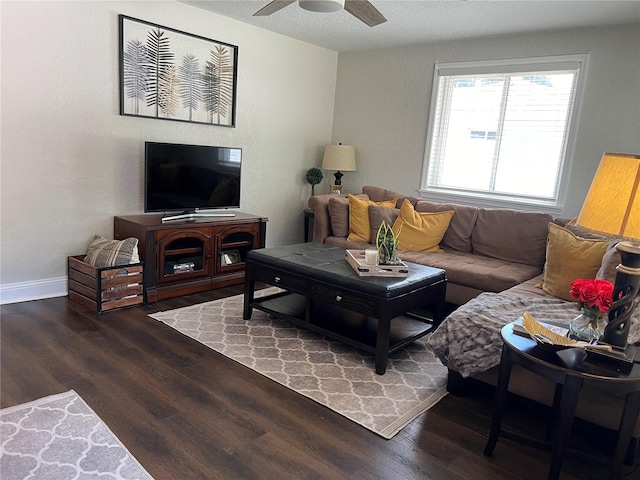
[145,142,241,219]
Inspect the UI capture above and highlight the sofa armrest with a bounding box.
[308,194,341,243]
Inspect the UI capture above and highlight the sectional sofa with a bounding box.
[307,185,640,445]
[308,185,554,305]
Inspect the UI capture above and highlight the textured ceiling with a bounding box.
[177,0,640,52]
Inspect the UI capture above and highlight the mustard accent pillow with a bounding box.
[541,223,609,301]
[347,194,397,242]
[391,199,454,253]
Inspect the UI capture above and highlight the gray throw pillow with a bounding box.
[597,241,622,283]
[84,235,140,268]
[368,205,400,244]
[328,194,368,238]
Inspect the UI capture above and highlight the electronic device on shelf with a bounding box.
[144,142,241,221]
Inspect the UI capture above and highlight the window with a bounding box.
[421,54,589,210]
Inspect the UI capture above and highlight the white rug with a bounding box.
[0,390,153,480]
[150,288,448,439]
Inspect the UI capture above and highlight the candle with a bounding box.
[364,249,378,265]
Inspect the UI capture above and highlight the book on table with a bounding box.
[512,316,569,338]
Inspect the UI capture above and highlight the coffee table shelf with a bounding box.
[252,291,434,355]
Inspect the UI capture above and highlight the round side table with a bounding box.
[484,324,640,480]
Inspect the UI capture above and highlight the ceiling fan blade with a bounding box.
[344,0,387,27]
[253,0,296,16]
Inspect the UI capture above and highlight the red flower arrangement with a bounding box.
[569,278,614,314]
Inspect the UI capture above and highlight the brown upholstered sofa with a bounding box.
[308,185,640,446]
[308,185,553,305]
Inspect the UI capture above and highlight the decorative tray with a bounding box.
[345,249,408,278]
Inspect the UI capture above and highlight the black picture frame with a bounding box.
[119,15,238,127]
[220,249,241,266]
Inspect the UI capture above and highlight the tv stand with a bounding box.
[162,212,236,222]
[114,212,267,302]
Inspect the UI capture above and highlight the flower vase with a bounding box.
[569,308,606,342]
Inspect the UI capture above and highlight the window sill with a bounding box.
[417,189,565,216]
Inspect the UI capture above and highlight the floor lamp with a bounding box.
[575,153,640,347]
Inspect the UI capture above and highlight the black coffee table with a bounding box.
[243,243,447,374]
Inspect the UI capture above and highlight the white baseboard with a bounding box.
[0,277,68,305]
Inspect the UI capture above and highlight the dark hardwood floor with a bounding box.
[2,287,639,480]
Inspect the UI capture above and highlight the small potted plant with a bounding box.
[376,221,403,265]
[305,167,323,196]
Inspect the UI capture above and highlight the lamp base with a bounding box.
[603,241,640,347]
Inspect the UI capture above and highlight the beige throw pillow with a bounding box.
[541,223,609,301]
[84,235,140,268]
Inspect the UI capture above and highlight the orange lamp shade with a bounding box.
[576,153,640,239]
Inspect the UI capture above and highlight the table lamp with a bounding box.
[321,143,356,194]
[575,152,640,347]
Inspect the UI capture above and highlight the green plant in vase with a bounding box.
[376,221,403,265]
[305,167,323,196]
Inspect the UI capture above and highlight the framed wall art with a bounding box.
[119,15,238,127]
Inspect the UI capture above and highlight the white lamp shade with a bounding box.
[321,144,356,172]
[576,152,640,239]
[299,0,345,13]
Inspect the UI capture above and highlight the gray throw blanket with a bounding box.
[427,292,640,378]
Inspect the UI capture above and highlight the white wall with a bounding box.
[332,24,640,216]
[0,1,338,302]
[3,3,638,304]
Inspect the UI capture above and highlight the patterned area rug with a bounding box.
[0,390,153,480]
[150,288,448,439]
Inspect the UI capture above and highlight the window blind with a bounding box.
[423,54,588,207]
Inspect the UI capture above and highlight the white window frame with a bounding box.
[419,54,590,214]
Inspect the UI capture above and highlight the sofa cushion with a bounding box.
[400,250,541,293]
[368,205,400,245]
[327,194,368,238]
[347,195,397,243]
[472,208,552,269]
[503,274,549,298]
[415,201,479,253]
[362,186,420,206]
[392,200,454,253]
[324,236,372,251]
[541,223,609,301]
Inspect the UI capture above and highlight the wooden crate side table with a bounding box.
[68,256,145,312]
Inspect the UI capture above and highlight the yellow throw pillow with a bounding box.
[391,199,454,253]
[347,195,397,242]
[541,223,609,301]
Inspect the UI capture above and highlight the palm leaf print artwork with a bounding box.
[119,15,237,127]
[179,55,204,122]
[145,27,175,118]
[205,45,234,124]
[158,65,181,117]
[123,39,148,115]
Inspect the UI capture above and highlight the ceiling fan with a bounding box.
[253,0,387,27]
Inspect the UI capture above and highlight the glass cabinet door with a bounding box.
[157,229,211,283]
[215,224,260,273]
